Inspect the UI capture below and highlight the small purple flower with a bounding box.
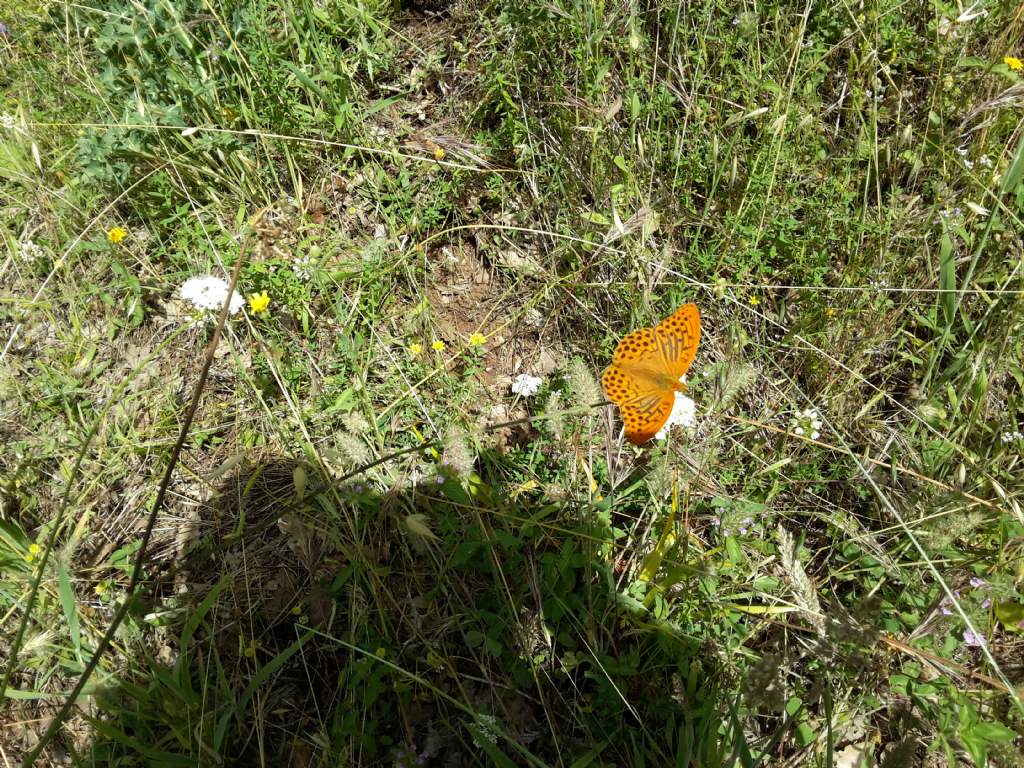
[940,606,953,616]
[969,577,986,589]
[981,598,991,609]
[436,476,444,484]
[0,22,8,36]
[962,629,986,647]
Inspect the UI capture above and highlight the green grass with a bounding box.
[2,0,1024,765]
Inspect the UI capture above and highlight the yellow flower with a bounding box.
[106,226,127,244]
[1004,56,1024,71]
[824,307,836,318]
[433,146,446,161]
[26,543,42,562]
[468,332,487,347]
[409,342,422,355]
[748,295,760,306]
[248,291,270,314]
[431,340,445,351]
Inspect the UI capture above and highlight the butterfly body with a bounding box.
[601,304,701,444]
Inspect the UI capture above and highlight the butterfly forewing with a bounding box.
[611,327,661,367]
[654,303,701,379]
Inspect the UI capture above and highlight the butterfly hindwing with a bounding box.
[655,303,701,380]
[620,390,676,444]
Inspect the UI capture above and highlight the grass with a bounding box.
[2,0,1024,765]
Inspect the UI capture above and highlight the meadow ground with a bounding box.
[2,0,1024,765]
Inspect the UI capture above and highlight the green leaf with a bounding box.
[939,230,956,325]
[972,722,1019,743]
[1001,134,1024,195]
[959,729,988,767]
[994,601,1024,632]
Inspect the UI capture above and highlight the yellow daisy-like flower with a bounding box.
[1004,56,1023,71]
[26,543,42,563]
[431,340,445,351]
[748,295,760,306]
[824,307,836,318]
[248,291,270,314]
[468,332,487,347]
[409,342,422,355]
[433,146,446,161]
[106,226,127,244]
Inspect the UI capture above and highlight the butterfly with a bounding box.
[601,304,701,444]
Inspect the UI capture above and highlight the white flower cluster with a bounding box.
[17,239,45,263]
[791,408,822,440]
[1001,431,1023,444]
[179,275,244,315]
[0,114,16,131]
[654,392,697,440]
[293,253,315,281]
[511,373,543,397]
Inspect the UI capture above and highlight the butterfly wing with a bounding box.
[603,326,665,404]
[619,390,676,444]
[603,327,675,444]
[654,303,701,380]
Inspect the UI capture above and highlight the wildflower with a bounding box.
[292,253,314,281]
[793,407,823,440]
[248,291,270,314]
[1004,56,1024,71]
[511,373,543,397]
[25,542,42,563]
[468,332,486,347]
[969,576,986,589]
[94,579,111,596]
[939,589,961,615]
[0,114,15,130]
[179,275,244,315]
[17,239,44,263]
[433,146,446,161]
[431,340,445,351]
[748,295,760,306]
[106,226,127,244]
[1001,431,1023,443]
[409,342,422,356]
[654,392,697,440]
[979,154,993,168]
[824,307,836,318]
[962,628,986,647]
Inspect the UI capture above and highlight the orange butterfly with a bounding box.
[602,304,701,444]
